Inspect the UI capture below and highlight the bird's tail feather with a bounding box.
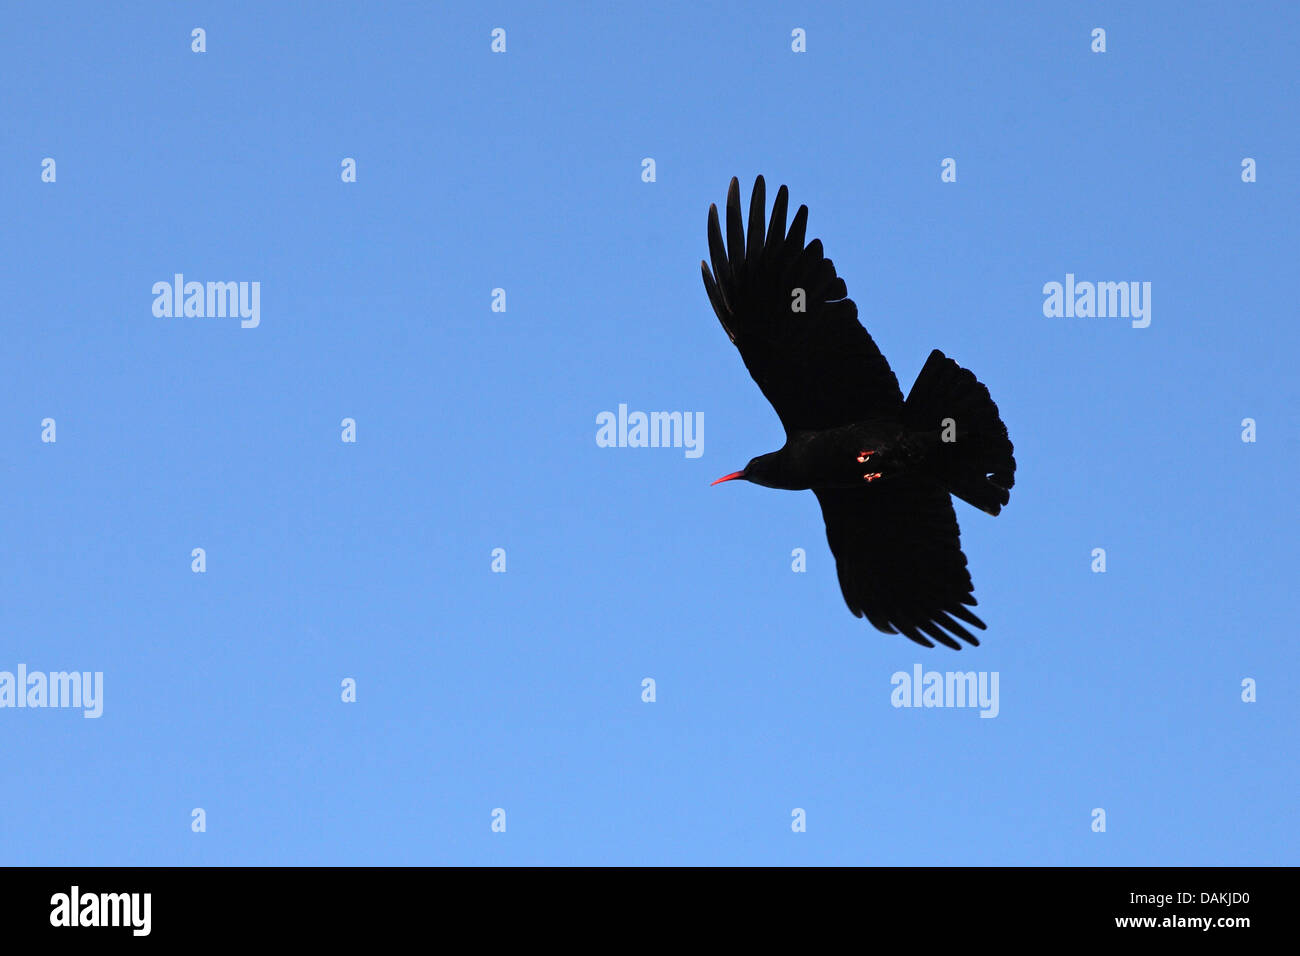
[904,350,1016,516]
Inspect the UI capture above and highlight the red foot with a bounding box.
[863,472,882,482]
[856,450,875,464]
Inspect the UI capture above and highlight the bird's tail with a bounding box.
[904,350,1016,516]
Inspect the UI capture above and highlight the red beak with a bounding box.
[710,470,746,486]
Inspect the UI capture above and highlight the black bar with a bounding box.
[1,866,1282,941]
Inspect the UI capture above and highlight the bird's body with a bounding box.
[701,177,1017,649]
[736,422,926,491]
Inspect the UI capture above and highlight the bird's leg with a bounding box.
[856,449,882,481]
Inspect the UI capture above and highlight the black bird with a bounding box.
[701,177,1016,649]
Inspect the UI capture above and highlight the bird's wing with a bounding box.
[813,483,987,649]
[700,176,903,433]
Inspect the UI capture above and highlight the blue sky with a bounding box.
[2,1,1296,865]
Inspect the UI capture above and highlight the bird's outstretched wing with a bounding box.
[700,176,903,433]
[814,483,987,649]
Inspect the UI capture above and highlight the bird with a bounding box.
[700,176,1016,649]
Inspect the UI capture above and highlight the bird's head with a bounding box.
[711,452,785,489]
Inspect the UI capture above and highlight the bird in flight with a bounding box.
[700,177,1016,649]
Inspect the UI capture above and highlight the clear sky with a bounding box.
[2,1,1296,865]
